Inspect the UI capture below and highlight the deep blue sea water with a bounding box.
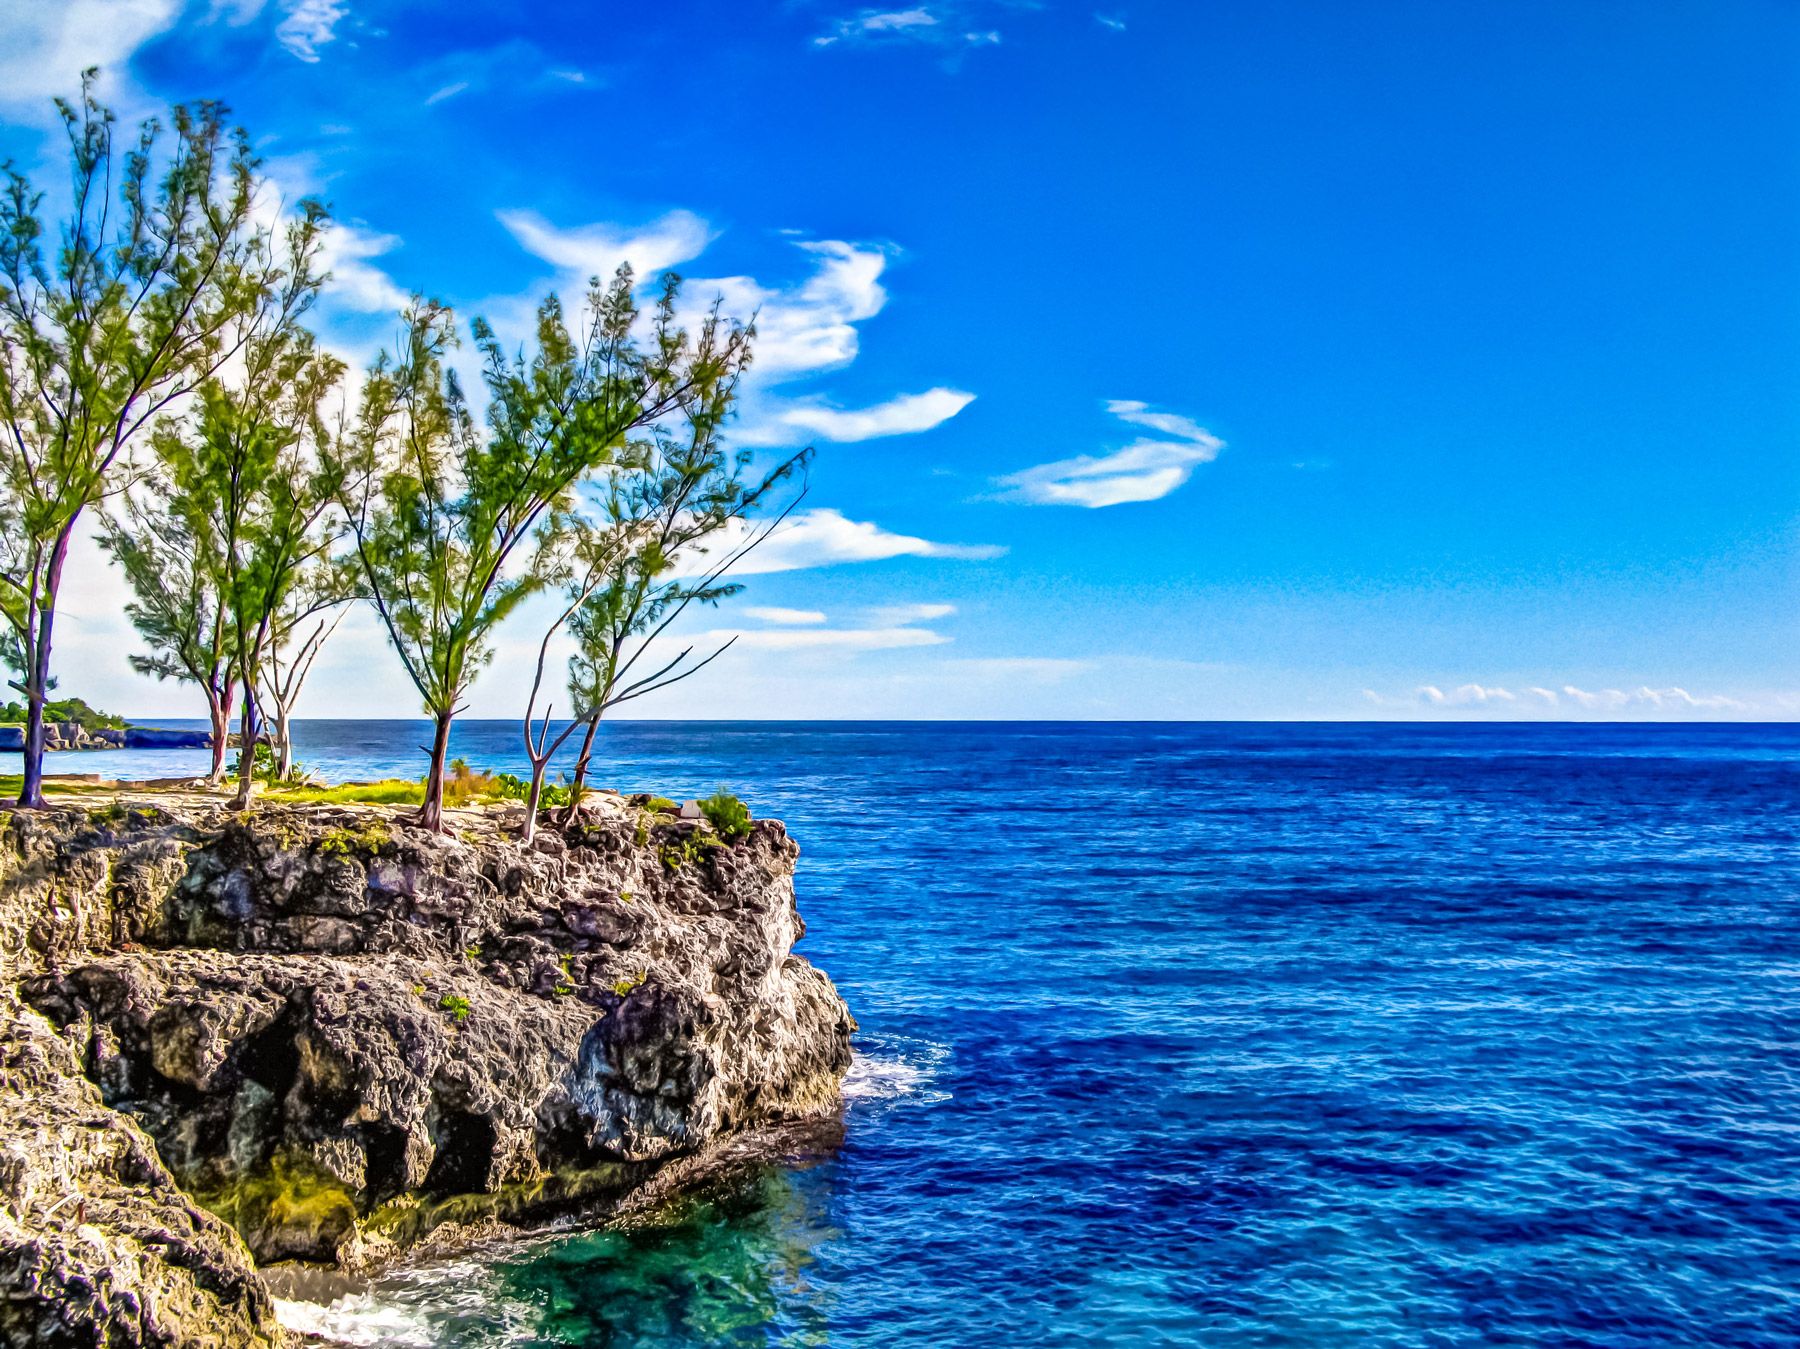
[34,721,1800,1346]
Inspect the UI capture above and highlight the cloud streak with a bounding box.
[1363,682,1753,716]
[682,508,1003,576]
[998,398,1224,507]
[813,6,1006,51]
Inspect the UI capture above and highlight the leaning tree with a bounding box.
[0,73,291,806]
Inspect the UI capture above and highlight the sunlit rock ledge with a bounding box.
[0,792,855,1348]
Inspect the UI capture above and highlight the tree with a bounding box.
[140,182,336,810]
[551,419,810,824]
[0,73,281,807]
[98,491,235,782]
[337,268,753,832]
[260,557,359,781]
[176,370,344,808]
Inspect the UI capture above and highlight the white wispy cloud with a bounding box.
[275,0,347,62]
[702,596,956,654]
[1095,13,1126,31]
[496,219,970,447]
[866,602,956,625]
[743,606,828,625]
[409,42,605,110]
[998,398,1225,508]
[318,221,410,314]
[0,0,183,109]
[682,508,1003,576]
[743,388,975,445]
[700,625,949,652]
[1417,683,1516,706]
[699,239,889,378]
[498,208,715,285]
[1563,684,1745,711]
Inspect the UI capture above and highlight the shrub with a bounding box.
[229,740,280,784]
[491,772,573,809]
[698,790,753,842]
[441,759,499,807]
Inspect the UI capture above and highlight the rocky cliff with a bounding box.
[0,794,854,1347]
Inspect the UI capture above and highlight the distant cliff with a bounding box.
[0,794,854,1346]
[0,724,217,751]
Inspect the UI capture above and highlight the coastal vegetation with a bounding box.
[0,73,795,830]
[0,695,125,730]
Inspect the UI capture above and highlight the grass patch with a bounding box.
[265,779,424,806]
[315,821,392,858]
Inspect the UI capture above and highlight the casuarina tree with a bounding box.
[551,416,811,823]
[337,268,753,832]
[0,73,291,807]
[98,494,236,781]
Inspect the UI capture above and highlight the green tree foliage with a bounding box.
[0,73,293,806]
[553,414,810,815]
[137,185,339,808]
[98,489,235,781]
[338,269,755,831]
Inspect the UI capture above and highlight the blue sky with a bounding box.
[2,0,1796,719]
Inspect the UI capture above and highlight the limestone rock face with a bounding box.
[0,987,284,1348]
[0,794,853,1345]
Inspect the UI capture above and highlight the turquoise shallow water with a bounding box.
[37,720,1800,1346]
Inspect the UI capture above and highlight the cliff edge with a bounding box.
[0,793,855,1347]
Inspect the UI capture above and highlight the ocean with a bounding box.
[34,720,1800,1346]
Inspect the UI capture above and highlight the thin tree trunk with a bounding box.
[521,768,545,844]
[418,709,455,833]
[228,692,258,811]
[19,532,72,811]
[558,712,601,822]
[18,661,45,809]
[205,685,230,786]
[273,707,293,782]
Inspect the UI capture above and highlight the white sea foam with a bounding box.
[273,1294,438,1347]
[842,1037,952,1108]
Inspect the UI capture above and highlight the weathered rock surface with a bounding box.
[0,794,853,1347]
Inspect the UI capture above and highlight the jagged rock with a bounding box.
[0,793,853,1345]
[0,988,284,1348]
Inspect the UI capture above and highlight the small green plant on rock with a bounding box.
[658,831,717,872]
[439,993,472,1022]
[698,790,752,842]
[553,954,576,996]
[612,970,646,997]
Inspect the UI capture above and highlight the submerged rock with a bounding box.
[0,794,853,1345]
